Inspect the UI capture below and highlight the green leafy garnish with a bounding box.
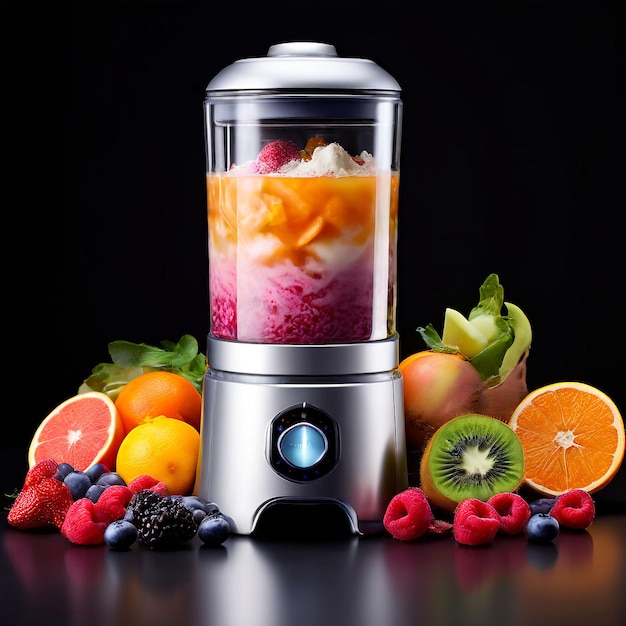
[79,335,207,399]
[468,272,505,320]
[416,274,531,385]
[416,324,457,354]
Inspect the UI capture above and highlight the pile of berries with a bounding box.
[383,487,595,546]
[7,459,231,550]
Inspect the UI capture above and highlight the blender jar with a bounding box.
[204,42,402,346]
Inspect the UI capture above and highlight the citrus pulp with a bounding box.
[508,381,625,496]
[28,391,125,471]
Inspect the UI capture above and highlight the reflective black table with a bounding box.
[2,448,624,626]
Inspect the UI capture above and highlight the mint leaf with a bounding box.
[468,273,504,320]
[109,341,174,368]
[417,324,458,354]
[80,335,207,398]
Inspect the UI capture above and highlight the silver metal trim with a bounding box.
[206,334,400,376]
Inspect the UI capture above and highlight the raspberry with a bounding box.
[383,487,433,541]
[453,498,501,546]
[93,485,133,524]
[8,459,74,530]
[62,485,134,545]
[61,498,109,545]
[128,474,169,496]
[428,518,454,537]
[487,492,531,535]
[256,140,301,173]
[550,489,596,530]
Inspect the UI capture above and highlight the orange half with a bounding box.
[508,381,625,496]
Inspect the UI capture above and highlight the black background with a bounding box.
[16,1,623,499]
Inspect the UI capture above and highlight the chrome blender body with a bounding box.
[197,336,407,535]
[196,42,407,536]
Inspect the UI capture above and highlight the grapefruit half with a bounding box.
[28,391,125,471]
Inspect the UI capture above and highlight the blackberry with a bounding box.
[129,490,198,549]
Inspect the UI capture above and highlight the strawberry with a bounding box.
[8,459,74,530]
[255,140,301,173]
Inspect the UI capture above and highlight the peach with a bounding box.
[399,350,484,452]
[480,350,529,422]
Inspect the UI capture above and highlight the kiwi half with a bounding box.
[420,413,525,514]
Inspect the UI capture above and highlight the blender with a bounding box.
[195,42,407,535]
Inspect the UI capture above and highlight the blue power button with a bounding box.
[278,423,327,468]
[268,403,339,482]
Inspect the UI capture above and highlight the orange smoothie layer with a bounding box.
[207,172,399,344]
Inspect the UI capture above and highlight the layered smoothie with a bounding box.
[207,138,399,344]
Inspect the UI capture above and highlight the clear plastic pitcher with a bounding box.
[204,42,402,345]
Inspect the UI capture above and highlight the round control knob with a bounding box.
[268,402,339,482]
[278,423,328,468]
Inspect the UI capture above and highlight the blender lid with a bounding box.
[206,42,401,93]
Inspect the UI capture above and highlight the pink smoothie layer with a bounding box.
[210,255,374,343]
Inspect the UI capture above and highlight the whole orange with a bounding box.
[116,416,200,495]
[115,371,202,434]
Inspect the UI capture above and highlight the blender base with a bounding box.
[195,361,408,537]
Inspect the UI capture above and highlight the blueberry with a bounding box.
[85,483,107,503]
[104,520,138,550]
[180,495,212,514]
[54,462,75,481]
[204,501,221,516]
[197,514,231,547]
[529,497,557,516]
[163,494,202,516]
[85,462,109,483]
[192,509,207,524]
[95,472,127,487]
[526,513,560,544]
[64,471,92,500]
